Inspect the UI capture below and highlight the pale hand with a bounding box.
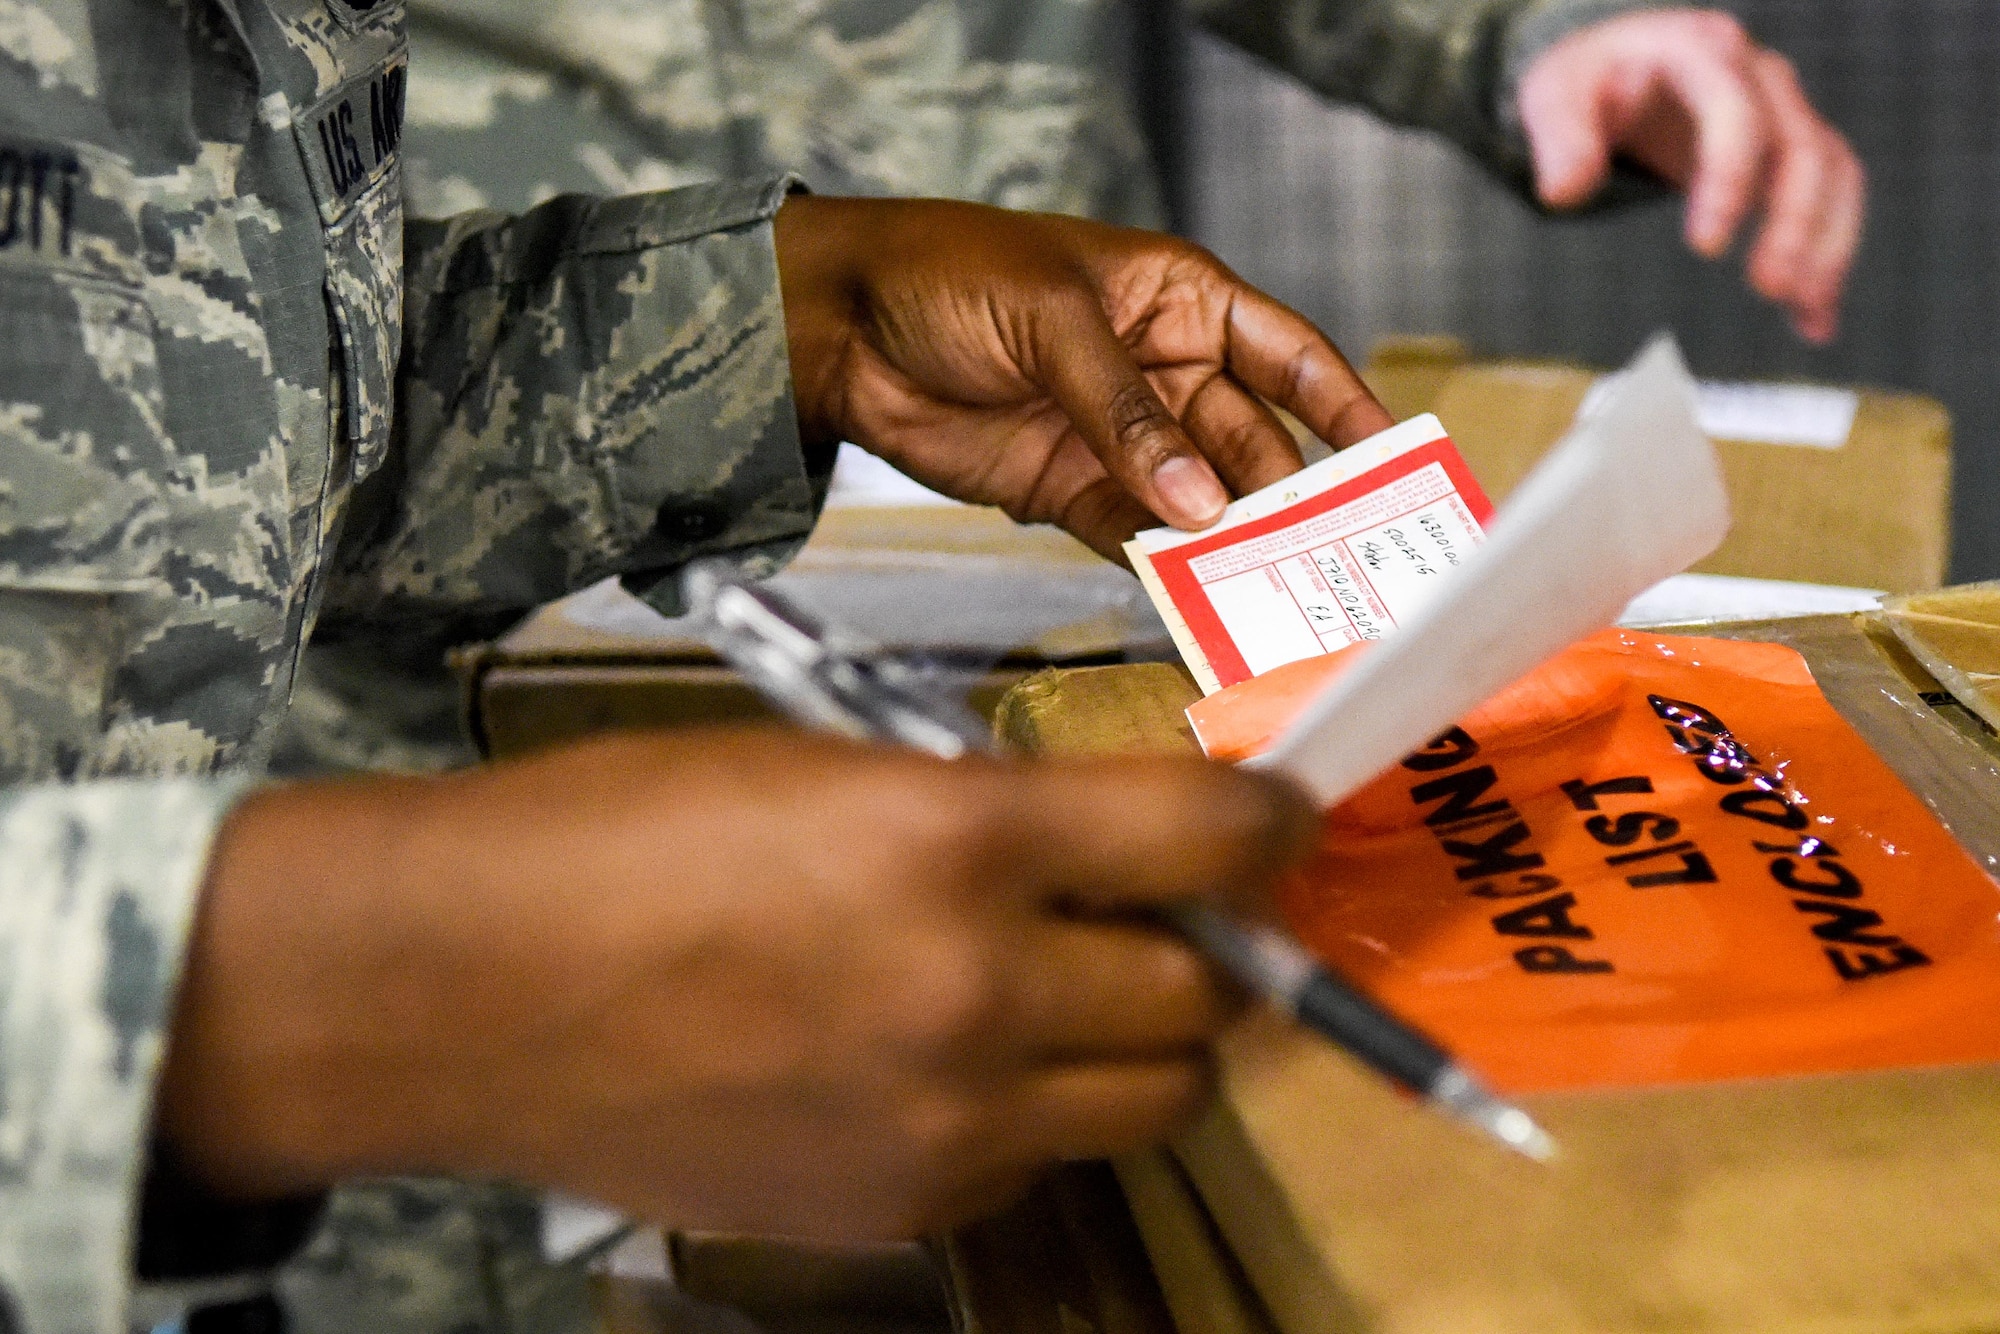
[1518,9,1866,344]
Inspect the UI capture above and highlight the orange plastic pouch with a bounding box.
[1188,629,2000,1092]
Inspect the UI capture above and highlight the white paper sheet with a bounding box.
[1581,376,1859,450]
[1617,572,1880,627]
[1248,335,1730,807]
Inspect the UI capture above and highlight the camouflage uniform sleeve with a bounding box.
[1191,0,1675,193]
[321,173,823,629]
[0,776,252,1334]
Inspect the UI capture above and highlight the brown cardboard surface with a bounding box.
[941,1162,1178,1334]
[1884,582,2000,735]
[1360,336,1471,424]
[459,506,1168,759]
[593,1163,1167,1334]
[992,663,1200,760]
[668,1236,948,1319]
[1180,1018,2000,1334]
[472,662,1039,760]
[998,605,2000,1334]
[1110,1152,1276,1334]
[1357,345,1953,594]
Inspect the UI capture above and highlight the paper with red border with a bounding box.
[1126,416,1494,693]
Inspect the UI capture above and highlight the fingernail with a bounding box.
[1154,456,1228,528]
[1687,207,1726,258]
[1694,218,1735,259]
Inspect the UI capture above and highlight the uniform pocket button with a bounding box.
[662,504,728,541]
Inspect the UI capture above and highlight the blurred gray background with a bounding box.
[1173,0,1996,579]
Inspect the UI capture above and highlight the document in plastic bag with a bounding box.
[1130,335,1731,808]
[1144,337,2000,1090]
[1187,627,2000,1090]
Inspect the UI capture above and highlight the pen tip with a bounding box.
[1431,1067,1558,1162]
[1485,1104,1558,1163]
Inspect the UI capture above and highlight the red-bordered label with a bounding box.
[1146,433,1493,689]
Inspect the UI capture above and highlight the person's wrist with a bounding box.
[155,781,442,1200]
[773,194,865,452]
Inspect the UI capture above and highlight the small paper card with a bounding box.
[1125,415,1494,694]
[1242,336,1728,809]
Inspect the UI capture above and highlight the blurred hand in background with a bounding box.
[1518,7,1866,345]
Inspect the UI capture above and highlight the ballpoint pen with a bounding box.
[683,560,1556,1162]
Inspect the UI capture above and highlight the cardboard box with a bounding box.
[1109,1150,1275,1334]
[462,344,1951,759]
[940,1162,1178,1334]
[459,506,1175,759]
[1884,581,2000,734]
[998,595,2000,1334]
[1360,339,1953,594]
[594,1168,1173,1334]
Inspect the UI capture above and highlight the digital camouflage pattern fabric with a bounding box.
[283,0,1669,775]
[266,0,1676,1328]
[0,780,245,1334]
[395,0,1667,225]
[0,0,822,1326]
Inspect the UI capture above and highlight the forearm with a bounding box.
[0,777,251,1333]
[157,779,407,1202]
[158,741,722,1203]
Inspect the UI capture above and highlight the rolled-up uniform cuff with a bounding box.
[136,1138,327,1283]
[0,775,262,1334]
[523,172,832,617]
